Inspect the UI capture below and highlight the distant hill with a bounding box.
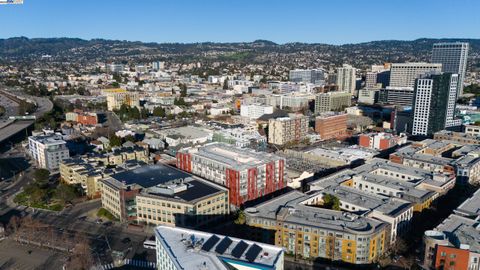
[0,37,479,69]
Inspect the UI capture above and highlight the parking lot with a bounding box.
[0,238,66,270]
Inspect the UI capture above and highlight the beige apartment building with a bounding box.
[314,91,351,114]
[103,88,140,111]
[268,114,309,145]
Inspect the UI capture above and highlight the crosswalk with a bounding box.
[93,259,156,269]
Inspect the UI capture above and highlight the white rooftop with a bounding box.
[155,226,284,270]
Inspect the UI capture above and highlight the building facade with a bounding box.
[412,73,459,136]
[176,143,286,206]
[268,115,309,145]
[103,88,140,111]
[336,64,356,95]
[432,42,469,96]
[100,164,229,225]
[389,63,442,88]
[314,92,351,114]
[240,104,274,119]
[289,68,325,84]
[315,112,348,141]
[28,134,70,171]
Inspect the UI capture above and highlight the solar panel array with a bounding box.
[245,243,263,262]
[231,240,248,258]
[201,235,220,252]
[215,237,232,255]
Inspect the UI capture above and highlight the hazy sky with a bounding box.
[0,0,479,44]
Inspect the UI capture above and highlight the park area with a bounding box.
[14,168,83,211]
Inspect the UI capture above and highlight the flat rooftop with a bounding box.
[436,213,480,254]
[111,164,191,188]
[157,126,211,140]
[189,143,282,171]
[322,185,412,217]
[246,191,385,234]
[140,178,226,203]
[455,189,480,218]
[155,226,284,270]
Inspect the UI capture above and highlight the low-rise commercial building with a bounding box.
[434,130,480,145]
[390,139,456,175]
[240,103,274,119]
[176,143,286,206]
[359,132,407,150]
[100,164,229,225]
[155,226,284,270]
[155,126,212,147]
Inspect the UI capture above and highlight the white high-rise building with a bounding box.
[412,73,459,136]
[336,64,356,94]
[152,61,165,71]
[432,42,469,96]
[390,63,442,88]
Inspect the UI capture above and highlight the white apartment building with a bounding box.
[389,63,442,88]
[336,64,356,95]
[266,93,311,111]
[28,134,70,171]
[432,42,469,96]
[240,104,274,119]
[268,115,309,145]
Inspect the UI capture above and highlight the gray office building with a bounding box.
[432,42,469,96]
[289,69,325,84]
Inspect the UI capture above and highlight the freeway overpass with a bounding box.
[0,119,34,147]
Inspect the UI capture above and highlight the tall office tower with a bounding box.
[289,69,325,84]
[412,73,458,136]
[390,63,442,88]
[432,42,469,96]
[336,64,356,94]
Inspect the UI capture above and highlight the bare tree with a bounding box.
[66,232,94,270]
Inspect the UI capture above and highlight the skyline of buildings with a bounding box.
[2,37,480,270]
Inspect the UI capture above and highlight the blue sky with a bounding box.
[0,0,478,44]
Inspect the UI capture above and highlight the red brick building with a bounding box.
[359,132,407,150]
[176,143,286,206]
[77,113,98,125]
[434,246,469,270]
[314,113,348,141]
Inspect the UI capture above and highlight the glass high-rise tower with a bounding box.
[412,73,459,136]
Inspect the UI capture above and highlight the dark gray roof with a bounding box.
[111,164,190,188]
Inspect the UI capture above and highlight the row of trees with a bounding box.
[115,104,148,121]
[7,215,94,269]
